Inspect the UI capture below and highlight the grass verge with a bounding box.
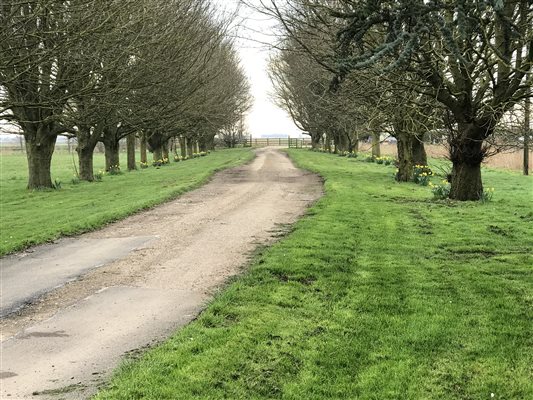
[96,149,532,399]
[0,149,253,255]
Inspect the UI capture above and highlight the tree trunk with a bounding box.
[206,135,215,151]
[449,125,485,200]
[140,133,147,164]
[325,133,332,152]
[78,145,96,181]
[127,133,136,171]
[25,130,57,189]
[395,132,427,182]
[199,137,208,152]
[332,132,340,153]
[524,85,530,176]
[352,135,359,153]
[311,133,321,149]
[162,143,169,161]
[371,133,381,157]
[450,161,483,200]
[152,146,163,162]
[170,138,176,154]
[104,137,120,171]
[525,129,530,176]
[187,139,194,157]
[76,126,99,181]
[180,136,187,157]
[336,132,350,153]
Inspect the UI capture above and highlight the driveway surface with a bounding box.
[0,148,322,399]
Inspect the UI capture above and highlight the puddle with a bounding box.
[20,330,69,339]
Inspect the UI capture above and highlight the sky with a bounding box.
[216,0,304,138]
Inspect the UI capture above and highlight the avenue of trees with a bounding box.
[1,0,251,188]
[263,0,532,200]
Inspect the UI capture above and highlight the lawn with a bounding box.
[95,149,532,400]
[0,148,253,256]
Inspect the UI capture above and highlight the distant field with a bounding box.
[95,149,533,400]
[364,142,533,171]
[0,149,253,256]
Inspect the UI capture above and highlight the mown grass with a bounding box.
[95,149,533,400]
[0,149,253,255]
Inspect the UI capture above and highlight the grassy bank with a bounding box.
[0,149,253,255]
[95,149,532,399]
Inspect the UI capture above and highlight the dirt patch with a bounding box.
[0,148,323,399]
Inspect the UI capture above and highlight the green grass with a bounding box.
[0,149,253,255]
[95,149,533,400]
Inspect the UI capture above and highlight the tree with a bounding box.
[262,0,430,178]
[299,0,532,200]
[0,0,130,188]
[1,0,251,186]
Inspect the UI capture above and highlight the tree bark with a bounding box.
[395,131,427,182]
[199,137,208,152]
[449,125,485,200]
[25,130,57,189]
[310,132,321,149]
[371,132,381,157]
[146,131,167,162]
[140,133,147,164]
[187,138,194,157]
[127,133,136,171]
[162,141,169,161]
[180,136,187,157]
[352,135,359,153]
[75,126,100,181]
[77,145,96,181]
[103,136,120,171]
[524,85,530,176]
[152,147,163,162]
[336,132,350,153]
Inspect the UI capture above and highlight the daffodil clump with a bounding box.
[71,174,81,185]
[108,164,122,175]
[139,161,150,169]
[174,155,183,162]
[429,179,451,199]
[336,151,358,158]
[480,187,495,203]
[413,164,433,186]
[375,156,394,165]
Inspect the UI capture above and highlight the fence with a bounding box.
[242,137,313,148]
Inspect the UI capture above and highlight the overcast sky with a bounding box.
[216,0,304,137]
